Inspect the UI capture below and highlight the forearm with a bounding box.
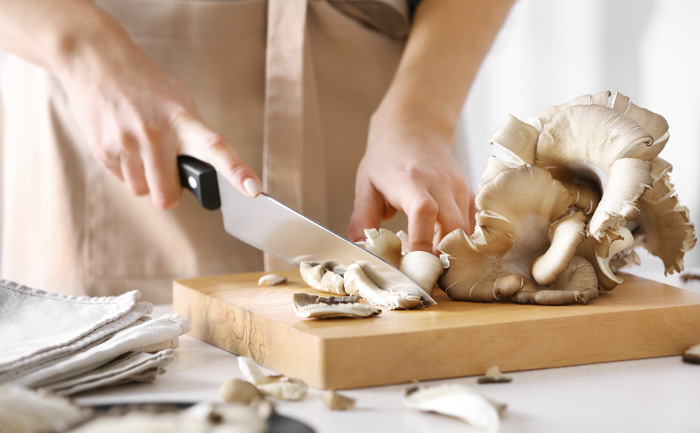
[376,0,515,141]
[0,0,140,79]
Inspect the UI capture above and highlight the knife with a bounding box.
[177,155,436,305]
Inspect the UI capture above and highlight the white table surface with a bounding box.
[74,266,700,433]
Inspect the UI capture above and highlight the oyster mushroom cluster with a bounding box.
[439,91,696,305]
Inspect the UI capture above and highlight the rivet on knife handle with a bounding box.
[177,155,221,210]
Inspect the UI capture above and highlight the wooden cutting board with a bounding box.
[172,270,700,389]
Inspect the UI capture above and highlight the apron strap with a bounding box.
[263,0,308,212]
[263,0,309,270]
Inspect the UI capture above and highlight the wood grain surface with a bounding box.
[172,270,700,389]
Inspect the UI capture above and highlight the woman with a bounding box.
[0,0,513,302]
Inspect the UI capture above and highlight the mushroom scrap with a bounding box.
[439,91,696,305]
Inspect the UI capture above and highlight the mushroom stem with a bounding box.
[399,251,444,298]
[531,212,587,286]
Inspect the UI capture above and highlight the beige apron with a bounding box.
[0,0,408,303]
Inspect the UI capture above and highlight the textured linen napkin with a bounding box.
[0,279,140,373]
[44,349,175,396]
[0,279,190,395]
[12,314,189,388]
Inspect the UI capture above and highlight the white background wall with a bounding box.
[457,0,700,269]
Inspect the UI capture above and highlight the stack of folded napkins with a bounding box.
[0,279,190,395]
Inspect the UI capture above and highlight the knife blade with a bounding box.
[177,156,436,305]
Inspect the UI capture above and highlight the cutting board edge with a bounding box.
[173,280,331,387]
[314,301,700,389]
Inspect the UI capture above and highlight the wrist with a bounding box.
[45,5,134,83]
[371,93,460,146]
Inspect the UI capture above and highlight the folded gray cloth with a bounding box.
[0,279,189,395]
[0,302,153,382]
[44,350,175,396]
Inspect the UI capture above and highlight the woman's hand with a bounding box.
[56,27,262,210]
[348,112,475,253]
[0,0,262,210]
[347,0,513,253]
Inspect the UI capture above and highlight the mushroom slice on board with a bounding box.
[398,251,444,298]
[237,357,307,401]
[299,261,346,295]
[292,293,381,319]
[344,263,425,310]
[438,165,595,305]
[257,273,287,286]
[403,383,505,432]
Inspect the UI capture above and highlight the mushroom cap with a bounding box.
[489,94,658,250]
[438,165,592,305]
[356,228,403,268]
[636,170,697,274]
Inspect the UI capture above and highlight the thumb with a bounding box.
[348,185,385,242]
[175,116,262,198]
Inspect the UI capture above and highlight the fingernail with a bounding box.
[243,178,263,198]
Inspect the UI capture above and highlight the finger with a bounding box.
[119,144,149,196]
[431,188,467,245]
[140,130,181,210]
[348,181,386,242]
[403,188,438,253]
[174,116,262,198]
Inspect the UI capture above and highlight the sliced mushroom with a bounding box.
[403,383,504,432]
[0,386,92,433]
[323,390,356,411]
[219,378,263,404]
[299,261,346,295]
[682,343,700,365]
[292,293,381,319]
[344,263,425,310]
[477,366,513,384]
[680,273,700,282]
[257,273,287,286]
[237,357,307,401]
[398,251,444,298]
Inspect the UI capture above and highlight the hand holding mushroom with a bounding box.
[348,118,475,254]
[439,91,696,305]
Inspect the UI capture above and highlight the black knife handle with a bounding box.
[177,155,221,210]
